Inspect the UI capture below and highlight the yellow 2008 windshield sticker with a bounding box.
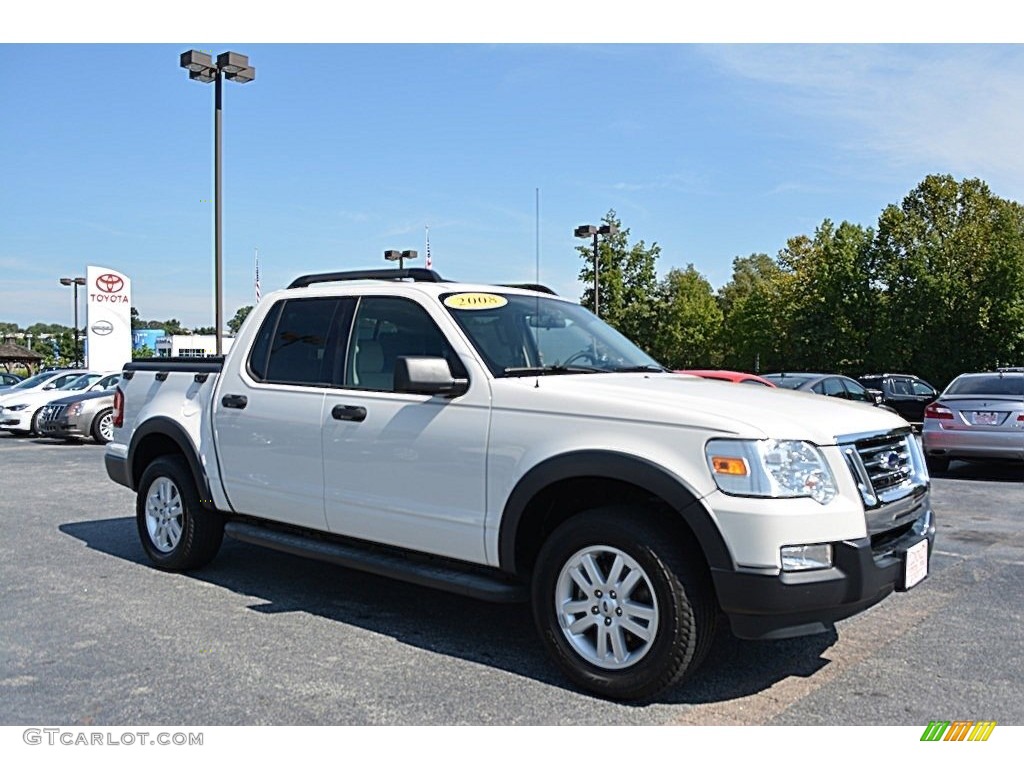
[444,293,508,310]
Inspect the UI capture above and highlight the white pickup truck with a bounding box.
[106,268,935,700]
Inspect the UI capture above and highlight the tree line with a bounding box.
[582,174,1024,389]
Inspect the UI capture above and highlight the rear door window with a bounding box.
[248,298,353,386]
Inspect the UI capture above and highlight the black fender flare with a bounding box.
[497,450,733,576]
[128,416,214,504]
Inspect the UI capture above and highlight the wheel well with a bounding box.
[131,433,185,488]
[512,477,710,582]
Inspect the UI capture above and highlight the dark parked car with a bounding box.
[0,372,23,391]
[763,372,900,414]
[921,369,1024,474]
[858,373,938,426]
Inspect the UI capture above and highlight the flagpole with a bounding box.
[254,248,261,304]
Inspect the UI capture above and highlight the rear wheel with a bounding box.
[91,408,113,444]
[532,507,716,701]
[136,455,224,570]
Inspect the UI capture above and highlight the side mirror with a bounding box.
[866,388,884,405]
[394,356,469,398]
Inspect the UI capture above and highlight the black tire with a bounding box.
[136,455,224,571]
[532,507,716,701]
[91,408,114,445]
[29,409,44,436]
[926,455,950,475]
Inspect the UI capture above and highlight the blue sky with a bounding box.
[4,10,1024,330]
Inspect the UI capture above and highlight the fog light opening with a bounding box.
[781,543,834,572]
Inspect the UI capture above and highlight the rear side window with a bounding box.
[248,298,350,386]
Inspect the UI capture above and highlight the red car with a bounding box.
[675,369,778,387]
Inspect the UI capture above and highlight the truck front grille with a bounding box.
[839,428,929,535]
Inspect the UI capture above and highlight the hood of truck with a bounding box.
[489,372,908,445]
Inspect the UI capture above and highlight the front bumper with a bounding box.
[712,500,935,640]
[37,415,89,440]
[0,410,31,431]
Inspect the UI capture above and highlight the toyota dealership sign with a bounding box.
[85,265,131,372]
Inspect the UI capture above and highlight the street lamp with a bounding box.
[180,50,256,356]
[384,250,418,269]
[59,276,87,367]
[574,223,618,317]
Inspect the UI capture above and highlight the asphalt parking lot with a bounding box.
[1,434,1022,726]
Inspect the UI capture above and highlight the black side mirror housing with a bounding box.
[394,356,469,398]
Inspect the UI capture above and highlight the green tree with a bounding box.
[577,210,661,351]
[227,305,254,335]
[871,174,1024,385]
[717,253,791,373]
[31,330,77,368]
[648,266,723,369]
[779,220,877,375]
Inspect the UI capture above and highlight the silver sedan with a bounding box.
[921,370,1024,473]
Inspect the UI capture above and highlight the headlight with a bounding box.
[705,438,838,504]
[67,402,84,417]
[7,404,28,412]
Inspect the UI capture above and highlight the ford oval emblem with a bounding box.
[92,320,114,336]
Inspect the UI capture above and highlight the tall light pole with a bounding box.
[384,250,418,269]
[59,276,86,367]
[180,50,256,356]
[574,223,618,317]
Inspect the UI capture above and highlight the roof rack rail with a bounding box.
[500,283,558,296]
[288,268,445,290]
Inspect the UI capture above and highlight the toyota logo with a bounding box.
[96,273,124,293]
[91,320,114,336]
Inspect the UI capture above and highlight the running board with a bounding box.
[223,521,527,603]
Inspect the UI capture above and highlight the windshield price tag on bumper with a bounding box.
[903,539,929,590]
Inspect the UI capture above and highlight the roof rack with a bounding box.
[499,283,558,296]
[288,268,445,290]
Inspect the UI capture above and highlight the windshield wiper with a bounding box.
[608,364,670,373]
[502,365,603,377]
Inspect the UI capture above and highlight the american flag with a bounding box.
[425,226,432,269]
[255,249,261,303]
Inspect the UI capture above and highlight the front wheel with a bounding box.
[136,455,224,570]
[532,507,716,701]
[91,408,114,444]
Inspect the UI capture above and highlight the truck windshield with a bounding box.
[441,292,665,377]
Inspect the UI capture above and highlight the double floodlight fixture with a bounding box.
[179,50,255,84]
[574,223,618,239]
[59,277,87,287]
[384,250,419,269]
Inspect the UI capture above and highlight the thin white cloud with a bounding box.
[702,45,1024,191]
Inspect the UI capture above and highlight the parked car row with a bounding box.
[675,367,1021,475]
[0,368,120,444]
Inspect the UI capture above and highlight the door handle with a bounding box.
[222,394,248,409]
[331,404,367,422]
